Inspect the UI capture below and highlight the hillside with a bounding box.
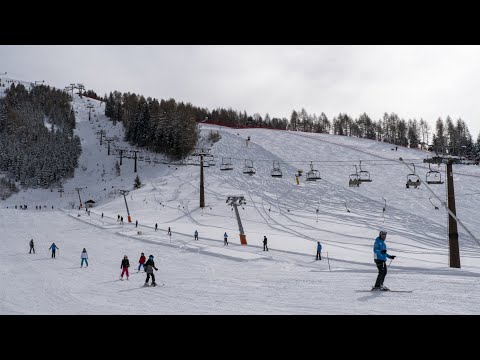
[1,83,480,314]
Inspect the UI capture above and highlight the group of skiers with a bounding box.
[26,228,396,291]
[122,253,158,286]
[28,238,161,287]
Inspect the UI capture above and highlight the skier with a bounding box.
[81,248,89,267]
[120,255,130,280]
[49,242,59,258]
[138,252,146,272]
[263,235,268,251]
[135,220,138,228]
[224,232,228,245]
[155,223,158,231]
[372,231,396,291]
[120,216,123,224]
[144,255,158,286]
[194,230,198,240]
[101,213,104,218]
[29,239,35,254]
[167,227,171,236]
[316,241,322,260]
[117,214,120,221]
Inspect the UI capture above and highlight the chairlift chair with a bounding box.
[220,158,234,171]
[243,159,256,175]
[209,157,216,166]
[186,156,196,165]
[271,161,283,178]
[426,163,444,184]
[306,161,321,181]
[406,164,421,188]
[358,160,372,182]
[349,166,360,187]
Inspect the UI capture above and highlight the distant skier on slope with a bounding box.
[372,231,396,291]
[194,230,198,240]
[224,232,228,245]
[316,241,322,260]
[263,236,268,251]
[81,248,89,268]
[138,252,146,272]
[49,242,59,258]
[144,255,158,287]
[29,239,35,254]
[120,255,130,280]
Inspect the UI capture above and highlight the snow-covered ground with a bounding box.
[1,86,480,314]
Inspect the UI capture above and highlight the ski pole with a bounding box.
[388,258,393,268]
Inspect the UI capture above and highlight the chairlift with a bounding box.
[306,161,321,181]
[209,156,216,166]
[406,163,421,188]
[426,163,444,184]
[358,160,372,182]
[220,158,234,171]
[349,165,360,187]
[186,156,196,165]
[138,155,144,161]
[243,159,256,175]
[271,161,283,178]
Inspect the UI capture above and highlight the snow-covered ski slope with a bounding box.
[2,88,480,314]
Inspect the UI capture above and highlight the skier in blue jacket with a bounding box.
[316,241,322,260]
[372,231,396,291]
[49,242,59,258]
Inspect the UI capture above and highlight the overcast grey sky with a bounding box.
[1,45,479,138]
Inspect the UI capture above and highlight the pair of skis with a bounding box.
[143,283,164,287]
[356,289,413,293]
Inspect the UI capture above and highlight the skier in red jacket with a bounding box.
[138,252,146,272]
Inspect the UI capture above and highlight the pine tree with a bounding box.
[134,174,141,189]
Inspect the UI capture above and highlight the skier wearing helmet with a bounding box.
[144,255,158,287]
[372,231,396,291]
[120,255,130,280]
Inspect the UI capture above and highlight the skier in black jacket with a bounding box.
[120,255,130,280]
